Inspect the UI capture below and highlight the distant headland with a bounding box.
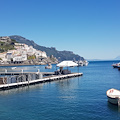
[0,35,84,66]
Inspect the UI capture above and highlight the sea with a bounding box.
[0,60,120,120]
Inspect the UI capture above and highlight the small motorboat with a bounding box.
[45,63,52,69]
[11,67,17,69]
[112,63,120,68]
[106,88,120,105]
[83,60,89,66]
[75,60,89,66]
[76,60,83,66]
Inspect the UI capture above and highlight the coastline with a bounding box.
[0,61,58,67]
[0,63,45,67]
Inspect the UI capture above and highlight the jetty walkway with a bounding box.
[0,73,83,90]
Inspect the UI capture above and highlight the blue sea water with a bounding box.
[0,61,120,120]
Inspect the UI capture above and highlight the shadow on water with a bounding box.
[55,76,82,89]
[56,78,71,89]
[0,83,44,96]
[107,102,120,112]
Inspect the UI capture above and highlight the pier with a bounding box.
[0,72,83,90]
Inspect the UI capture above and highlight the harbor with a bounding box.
[0,61,83,90]
[0,60,120,120]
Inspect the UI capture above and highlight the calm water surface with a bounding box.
[0,61,120,120]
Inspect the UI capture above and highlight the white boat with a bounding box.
[45,65,52,69]
[75,60,89,66]
[45,63,52,69]
[11,67,17,69]
[112,62,120,68]
[83,60,89,66]
[106,88,120,105]
[75,60,83,66]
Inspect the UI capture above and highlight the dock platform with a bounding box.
[0,73,83,90]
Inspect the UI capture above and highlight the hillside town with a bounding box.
[0,36,58,65]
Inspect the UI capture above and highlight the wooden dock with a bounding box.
[0,73,83,90]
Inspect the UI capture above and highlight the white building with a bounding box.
[6,52,13,61]
[41,51,47,58]
[35,50,47,58]
[15,43,47,58]
[0,36,11,42]
[5,43,48,62]
[0,52,7,61]
[27,46,36,56]
[13,55,27,62]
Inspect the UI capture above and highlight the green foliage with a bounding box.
[0,38,17,53]
[49,55,56,62]
[27,55,36,60]
[11,39,18,43]
[0,41,15,53]
[0,58,2,60]
[50,57,56,62]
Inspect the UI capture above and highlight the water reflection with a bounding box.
[107,102,120,112]
[0,83,43,96]
[56,78,78,92]
[55,77,82,101]
[56,77,82,90]
[57,79,71,88]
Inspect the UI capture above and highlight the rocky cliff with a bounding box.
[9,35,84,61]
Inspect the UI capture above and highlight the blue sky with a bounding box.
[0,0,120,59]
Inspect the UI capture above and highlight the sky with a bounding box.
[0,0,120,60]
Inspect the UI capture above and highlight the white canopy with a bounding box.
[57,61,78,67]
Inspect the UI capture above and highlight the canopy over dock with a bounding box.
[57,61,78,67]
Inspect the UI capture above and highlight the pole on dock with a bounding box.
[5,69,7,73]
[21,69,23,74]
[78,62,79,73]
[3,77,5,84]
[37,69,40,73]
[28,74,29,86]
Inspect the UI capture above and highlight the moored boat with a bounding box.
[83,60,89,66]
[112,63,120,68]
[11,67,17,69]
[77,60,83,66]
[106,88,120,105]
[45,63,52,69]
[75,60,89,66]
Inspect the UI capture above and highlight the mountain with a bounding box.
[9,35,84,61]
[115,56,120,60]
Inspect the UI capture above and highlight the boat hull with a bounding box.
[112,65,119,68]
[45,66,52,69]
[107,96,118,105]
[112,63,120,68]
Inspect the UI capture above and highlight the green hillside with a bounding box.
[0,39,16,53]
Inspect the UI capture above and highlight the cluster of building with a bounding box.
[0,36,11,42]
[0,40,47,64]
